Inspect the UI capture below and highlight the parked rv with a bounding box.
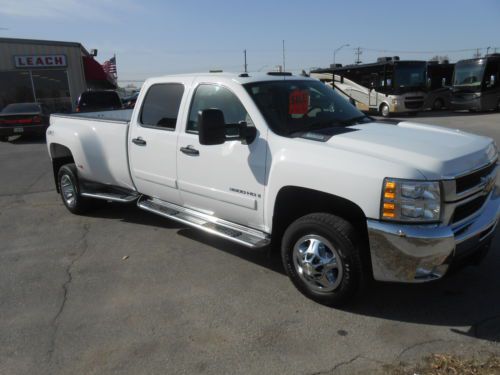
[310,57,427,117]
[425,61,454,110]
[451,54,500,112]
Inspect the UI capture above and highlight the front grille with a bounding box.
[452,195,488,223]
[404,100,423,109]
[456,163,496,194]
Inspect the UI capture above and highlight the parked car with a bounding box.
[46,72,499,306]
[75,90,122,113]
[0,102,50,141]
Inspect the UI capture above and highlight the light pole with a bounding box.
[333,44,350,66]
[486,46,491,56]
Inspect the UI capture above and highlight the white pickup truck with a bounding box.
[47,72,499,306]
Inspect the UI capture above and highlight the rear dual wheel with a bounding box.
[58,164,92,214]
[281,213,364,306]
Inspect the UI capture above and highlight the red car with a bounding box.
[0,102,50,142]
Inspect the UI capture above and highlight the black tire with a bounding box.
[432,98,444,110]
[57,164,92,215]
[0,136,9,142]
[281,213,364,307]
[379,103,390,117]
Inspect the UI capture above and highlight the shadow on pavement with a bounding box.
[343,229,500,343]
[86,203,500,342]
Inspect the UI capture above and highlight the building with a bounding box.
[0,37,116,112]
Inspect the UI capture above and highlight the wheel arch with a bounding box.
[272,186,369,247]
[49,143,75,192]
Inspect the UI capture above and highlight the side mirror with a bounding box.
[198,109,226,145]
[489,75,496,87]
[198,109,258,146]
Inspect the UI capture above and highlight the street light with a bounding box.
[333,44,350,66]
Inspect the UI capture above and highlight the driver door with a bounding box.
[176,83,267,230]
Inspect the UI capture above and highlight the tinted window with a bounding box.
[80,91,122,108]
[2,103,41,113]
[187,84,251,133]
[245,80,367,136]
[140,84,184,129]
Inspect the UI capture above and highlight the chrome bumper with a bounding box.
[367,187,500,283]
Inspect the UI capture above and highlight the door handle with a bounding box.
[132,137,147,146]
[180,145,199,156]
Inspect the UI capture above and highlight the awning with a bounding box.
[82,56,117,89]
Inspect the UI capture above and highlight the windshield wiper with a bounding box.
[339,115,372,126]
[288,120,339,136]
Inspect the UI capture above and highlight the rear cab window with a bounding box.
[140,83,185,130]
[80,92,121,108]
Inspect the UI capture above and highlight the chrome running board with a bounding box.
[137,197,271,248]
[81,191,138,203]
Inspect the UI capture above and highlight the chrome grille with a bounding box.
[456,163,496,194]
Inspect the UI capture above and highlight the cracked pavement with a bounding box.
[1,112,500,375]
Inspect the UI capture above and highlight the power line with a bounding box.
[358,46,499,54]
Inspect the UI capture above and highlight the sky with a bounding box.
[0,0,498,86]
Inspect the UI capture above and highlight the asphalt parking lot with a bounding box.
[1,111,499,375]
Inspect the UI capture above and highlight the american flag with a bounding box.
[103,56,117,76]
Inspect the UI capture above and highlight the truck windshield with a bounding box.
[244,80,369,136]
[393,63,426,88]
[453,61,485,87]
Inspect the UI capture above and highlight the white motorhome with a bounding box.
[311,58,427,117]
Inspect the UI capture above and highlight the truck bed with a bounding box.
[49,110,135,191]
[65,109,134,122]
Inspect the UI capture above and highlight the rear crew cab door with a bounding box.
[128,78,193,204]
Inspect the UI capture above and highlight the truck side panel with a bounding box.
[47,115,135,191]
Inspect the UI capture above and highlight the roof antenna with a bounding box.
[282,40,286,72]
[244,49,248,73]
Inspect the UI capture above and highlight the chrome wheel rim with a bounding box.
[381,105,389,117]
[292,235,343,293]
[60,174,76,208]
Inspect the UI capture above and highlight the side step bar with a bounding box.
[81,191,139,203]
[137,197,271,248]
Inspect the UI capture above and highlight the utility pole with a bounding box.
[473,48,481,58]
[354,47,362,64]
[243,49,247,73]
[486,46,491,56]
[282,40,286,72]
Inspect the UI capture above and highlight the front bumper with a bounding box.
[450,96,482,111]
[0,124,48,137]
[367,187,500,283]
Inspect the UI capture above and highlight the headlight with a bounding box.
[381,178,441,222]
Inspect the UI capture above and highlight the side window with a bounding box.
[187,84,252,134]
[140,83,184,130]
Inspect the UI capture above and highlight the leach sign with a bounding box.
[14,55,67,68]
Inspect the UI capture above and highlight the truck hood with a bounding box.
[327,121,497,179]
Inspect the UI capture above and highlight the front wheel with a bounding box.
[58,164,92,215]
[281,213,364,306]
[379,103,390,117]
[432,98,444,110]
